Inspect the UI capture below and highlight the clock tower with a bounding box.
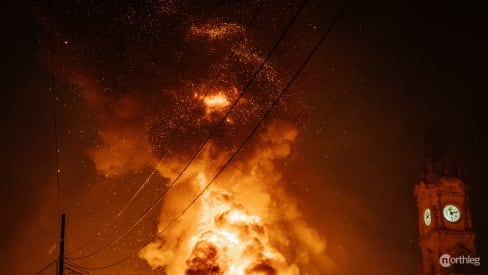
[414,128,479,275]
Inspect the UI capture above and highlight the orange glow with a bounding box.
[69,18,328,274]
[184,181,296,275]
[195,90,234,119]
[203,94,229,108]
[139,121,330,274]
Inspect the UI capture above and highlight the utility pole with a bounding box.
[58,213,65,275]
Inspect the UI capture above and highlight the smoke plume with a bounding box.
[43,1,331,273]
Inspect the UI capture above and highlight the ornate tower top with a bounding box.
[424,126,447,163]
[422,127,459,183]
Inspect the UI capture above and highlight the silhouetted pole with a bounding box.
[58,214,65,275]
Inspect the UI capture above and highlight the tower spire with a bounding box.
[423,126,447,177]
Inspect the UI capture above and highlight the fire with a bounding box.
[139,122,331,274]
[195,88,237,120]
[141,177,300,275]
[203,94,230,111]
[66,17,331,274]
[184,182,296,275]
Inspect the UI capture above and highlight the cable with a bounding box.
[148,0,353,246]
[66,0,265,255]
[64,266,85,275]
[68,0,351,269]
[47,0,62,230]
[65,146,173,255]
[66,252,135,271]
[35,259,57,274]
[47,0,65,273]
[67,0,308,261]
[64,261,91,274]
[65,261,88,271]
[114,147,173,221]
[65,0,267,258]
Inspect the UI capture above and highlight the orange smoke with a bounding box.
[194,87,238,121]
[139,121,332,274]
[60,18,326,273]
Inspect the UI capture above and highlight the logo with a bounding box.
[439,254,451,267]
[439,253,481,268]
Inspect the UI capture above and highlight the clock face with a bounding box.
[423,208,431,226]
[443,204,461,223]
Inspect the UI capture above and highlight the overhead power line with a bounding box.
[68,0,351,271]
[48,0,62,233]
[66,0,308,261]
[65,147,173,256]
[65,0,267,258]
[64,261,91,274]
[35,259,57,275]
[45,1,66,274]
[138,0,353,255]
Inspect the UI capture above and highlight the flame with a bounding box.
[184,180,297,275]
[139,122,331,274]
[140,177,300,275]
[194,87,238,120]
[202,93,230,114]
[64,17,330,274]
[203,94,229,108]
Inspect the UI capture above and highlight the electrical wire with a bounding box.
[65,261,87,271]
[93,0,266,226]
[64,266,85,275]
[46,0,65,273]
[65,0,267,258]
[35,259,57,274]
[67,0,351,270]
[66,0,308,261]
[140,0,353,252]
[67,252,135,272]
[65,261,91,274]
[65,146,173,255]
[48,0,62,231]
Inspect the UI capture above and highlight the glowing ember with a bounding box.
[195,90,235,119]
[203,94,229,108]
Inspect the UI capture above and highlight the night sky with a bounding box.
[1,0,487,274]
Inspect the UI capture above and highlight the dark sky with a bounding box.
[1,0,487,274]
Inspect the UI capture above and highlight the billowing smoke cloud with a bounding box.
[139,121,332,274]
[43,1,330,273]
